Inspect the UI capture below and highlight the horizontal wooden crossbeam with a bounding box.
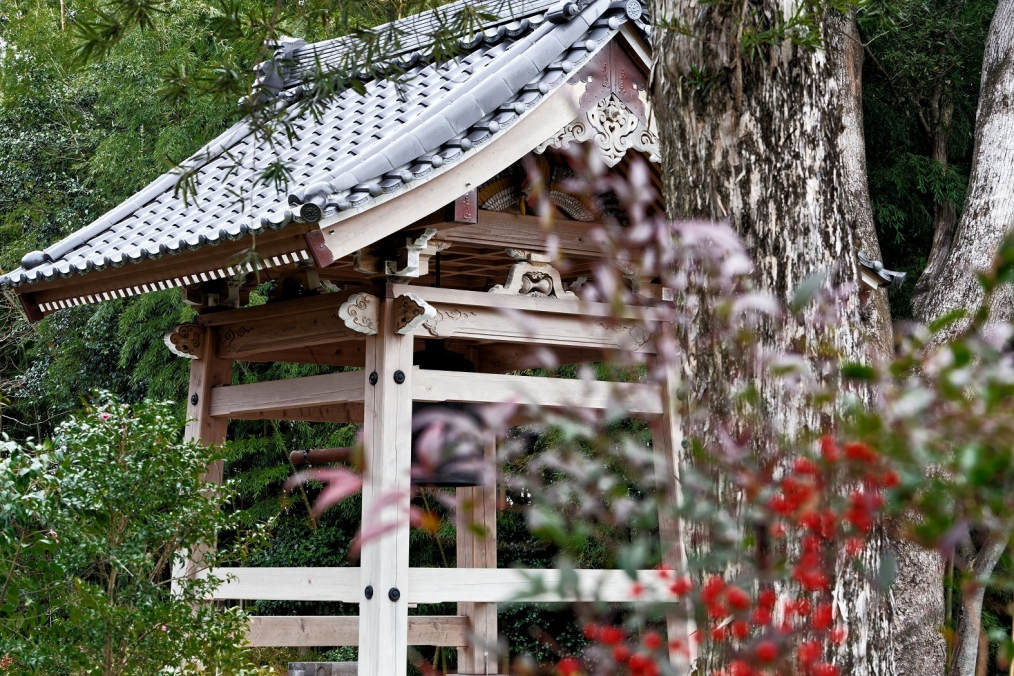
[246,615,470,647]
[209,371,364,420]
[413,370,662,416]
[207,370,661,421]
[205,567,675,603]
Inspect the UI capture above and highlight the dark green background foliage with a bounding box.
[0,0,1003,671]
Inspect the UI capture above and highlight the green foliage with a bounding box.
[859,0,996,317]
[0,395,260,675]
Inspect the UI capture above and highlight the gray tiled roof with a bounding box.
[2,0,649,290]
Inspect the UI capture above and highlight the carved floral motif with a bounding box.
[164,323,204,359]
[337,292,379,335]
[423,308,477,337]
[393,293,437,335]
[535,93,659,167]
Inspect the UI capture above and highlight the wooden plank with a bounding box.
[224,403,364,424]
[412,370,662,417]
[457,436,498,674]
[211,296,366,361]
[206,567,676,603]
[317,83,582,261]
[358,298,414,676]
[650,352,697,669]
[413,303,656,354]
[476,343,607,373]
[208,371,364,418]
[389,284,669,322]
[245,615,470,647]
[440,212,602,257]
[234,342,368,368]
[198,290,355,327]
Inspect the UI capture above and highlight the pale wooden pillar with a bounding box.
[358,297,414,676]
[650,352,697,671]
[456,436,498,675]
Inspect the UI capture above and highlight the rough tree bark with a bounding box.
[913,0,1014,343]
[911,2,1014,674]
[651,1,894,672]
[833,15,949,676]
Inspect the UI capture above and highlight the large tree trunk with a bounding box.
[651,3,894,672]
[912,0,1014,342]
[833,15,949,676]
[915,3,1014,673]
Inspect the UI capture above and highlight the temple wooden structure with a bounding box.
[1,0,692,673]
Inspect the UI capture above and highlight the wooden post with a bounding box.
[184,327,233,479]
[358,297,414,676]
[456,437,498,675]
[650,352,697,671]
[176,326,232,586]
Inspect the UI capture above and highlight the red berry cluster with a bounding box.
[580,623,666,675]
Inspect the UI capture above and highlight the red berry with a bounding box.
[670,576,693,596]
[702,576,726,603]
[755,640,778,661]
[813,663,839,676]
[556,657,581,675]
[583,623,600,640]
[643,631,663,651]
[813,603,833,631]
[729,660,752,676]
[843,442,877,462]
[819,435,839,461]
[794,457,818,475]
[831,626,847,644]
[798,640,822,663]
[711,625,727,641]
[758,589,777,608]
[612,644,630,662]
[881,470,900,488]
[731,619,750,640]
[725,585,751,610]
[600,626,626,645]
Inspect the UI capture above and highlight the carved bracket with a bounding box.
[337,292,380,335]
[354,229,451,280]
[394,293,437,334]
[164,323,205,359]
[490,250,576,299]
[535,93,659,167]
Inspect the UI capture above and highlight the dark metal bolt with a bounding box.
[364,585,373,600]
[388,587,400,602]
[369,371,378,386]
[190,394,199,406]
[393,370,406,384]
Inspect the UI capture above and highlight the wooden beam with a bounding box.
[475,343,607,373]
[233,343,367,368]
[413,370,662,417]
[358,298,414,676]
[205,294,367,361]
[316,83,583,261]
[441,212,602,257]
[390,284,669,322]
[208,371,364,419]
[224,403,364,424]
[246,615,470,647]
[205,567,677,603]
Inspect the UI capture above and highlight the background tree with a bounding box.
[0,396,257,675]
